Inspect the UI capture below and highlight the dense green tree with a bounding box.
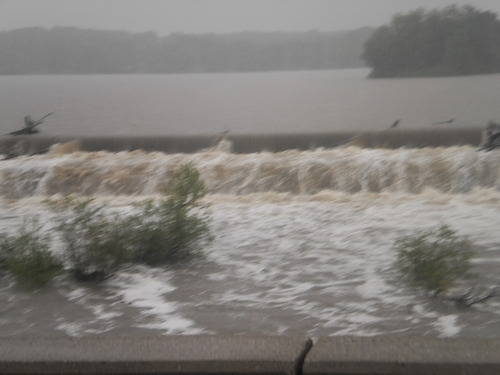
[0,27,373,75]
[363,5,500,78]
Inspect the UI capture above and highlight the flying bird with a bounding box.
[7,112,53,136]
[432,118,455,126]
[389,119,401,129]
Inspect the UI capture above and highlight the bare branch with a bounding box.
[444,287,498,307]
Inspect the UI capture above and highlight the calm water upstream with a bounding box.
[0,69,500,136]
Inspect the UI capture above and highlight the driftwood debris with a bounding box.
[479,121,500,151]
[445,286,498,308]
[7,112,53,136]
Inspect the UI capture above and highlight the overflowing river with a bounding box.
[1,146,500,338]
[2,145,500,198]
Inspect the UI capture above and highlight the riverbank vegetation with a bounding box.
[363,5,500,78]
[0,164,211,287]
[0,220,63,288]
[131,164,211,265]
[394,225,496,306]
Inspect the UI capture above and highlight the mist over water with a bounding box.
[1,69,499,136]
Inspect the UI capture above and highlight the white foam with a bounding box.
[0,188,499,337]
[56,322,84,337]
[434,315,462,337]
[2,147,500,198]
[89,304,122,321]
[65,288,87,301]
[109,268,203,334]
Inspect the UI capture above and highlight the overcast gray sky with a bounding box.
[1,0,500,34]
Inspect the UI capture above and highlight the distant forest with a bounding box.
[0,27,373,75]
[363,5,500,78]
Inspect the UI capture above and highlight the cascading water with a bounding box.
[0,146,499,199]
[1,146,500,339]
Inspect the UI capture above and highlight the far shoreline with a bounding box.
[369,70,500,79]
[0,67,367,77]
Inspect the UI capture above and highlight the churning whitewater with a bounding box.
[0,146,499,198]
[1,146,500,339]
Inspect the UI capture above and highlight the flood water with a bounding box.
[1,147,500,338]
[0,69,500,136]
[1,69,500,338]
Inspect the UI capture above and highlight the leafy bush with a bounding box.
[0,221,62,288]
[394,225,474,295]
[132,163,212,265]
[54,164,211,281]
[56,200,135,281]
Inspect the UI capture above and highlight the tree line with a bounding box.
[363,5,500,78]
[0,27,373,75]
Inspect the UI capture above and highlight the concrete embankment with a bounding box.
[304,336,500,375]
[0,336,498,374]
[0,128,482,155]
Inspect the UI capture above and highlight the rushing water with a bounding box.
[1,146,500,338]
[1,146,499,198]
[1,69,500,136]
[1,69,500,338]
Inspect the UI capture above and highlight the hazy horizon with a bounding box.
[1,0,500,35]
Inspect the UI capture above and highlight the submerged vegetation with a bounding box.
[394,225,496,306]
[0,220,63,288]
[0,164,211,286]
[132,164,211,265]
[57,201,136,281]
[364,5,500,78]
[394,225,474,295]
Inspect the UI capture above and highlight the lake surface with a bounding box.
[0,69,499,136]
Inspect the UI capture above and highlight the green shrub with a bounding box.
[54,164,212,281]
[394,225,474,295]
[0,221,62,288]
[132,163,212,265]
[56,200,135,281]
